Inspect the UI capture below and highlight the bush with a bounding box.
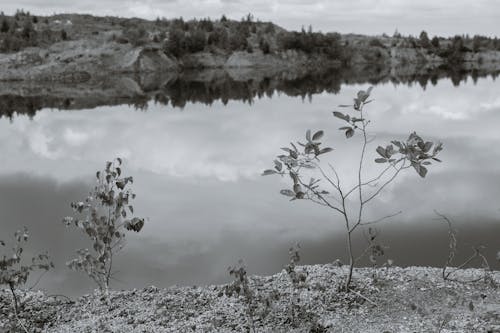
[63,158,145,300]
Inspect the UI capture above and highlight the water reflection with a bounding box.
[0,66,499,119]
[0,73,499,296]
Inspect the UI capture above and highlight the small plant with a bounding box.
[224,260,257,333]
[63,158,145,299]
[284,243,308,327]
[435,211,492,283]
[0,227,53,331]
[222,260,280,333]
[263,88,443,290]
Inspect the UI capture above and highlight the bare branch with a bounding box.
[360,211,402,227]
[362,161,407,205]
[345,158,405,199]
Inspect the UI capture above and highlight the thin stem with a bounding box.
[362,162,409,205]
[9,282,19,316]
[360,211,402,227]
[344,158,404,199]
[299,178,344,215]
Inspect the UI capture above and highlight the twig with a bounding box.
[360,211,402,226]
[348,288,378,307]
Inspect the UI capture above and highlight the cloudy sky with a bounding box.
[2,0,500,37]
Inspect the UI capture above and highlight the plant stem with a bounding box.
[9,282,19,316]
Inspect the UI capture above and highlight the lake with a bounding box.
[0,71,499,296]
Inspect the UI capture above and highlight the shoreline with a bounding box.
[1,264,499,332]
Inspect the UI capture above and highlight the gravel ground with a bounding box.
[1,265,499,332]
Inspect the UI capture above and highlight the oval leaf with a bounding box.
[312,130,324,141]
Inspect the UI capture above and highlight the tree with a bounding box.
[0,19,9,33]
[21,20,35,41]
[63,158,145,300]
[431,36,440,48]
[186,29,206,53]
[164,27,186,57]
[61,29,68,41]
[263,88,443,290]
[419,30,431,48]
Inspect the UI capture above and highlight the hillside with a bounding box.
[0,12,500,83]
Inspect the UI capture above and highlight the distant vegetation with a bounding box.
[1,10,500,67]
[0,10,69,52]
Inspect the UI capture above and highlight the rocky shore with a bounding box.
[1,265,499,332]
[1,36,500,84]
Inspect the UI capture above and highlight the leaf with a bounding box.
[432,157,442,162]
[128,205,134,214]
[116,157,122,165]
[345,128,354,138]
[433,142,443,155]
[262,169,277,176]
[333,111,350,122]
[312,130,324,141]
[376,146,387,158]
[0,240,4,246]
[306,129,312,142]
[116,180,126,190]
[280,189,295,197]
[125,217,144,232]
[416,165,428,178]
[274,160,283,172]
[319,147,333,155]
[293,184,302,194]
[281,147,292,153]
[375,158,387,163]
[423,142,433,152]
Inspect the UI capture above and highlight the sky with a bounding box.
[2,0,500,37]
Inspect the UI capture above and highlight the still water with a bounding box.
[1,74,499,296]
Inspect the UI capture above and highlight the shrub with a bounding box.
[63,158,145,300]
[0,228,53,322]
[263,88,443,290]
